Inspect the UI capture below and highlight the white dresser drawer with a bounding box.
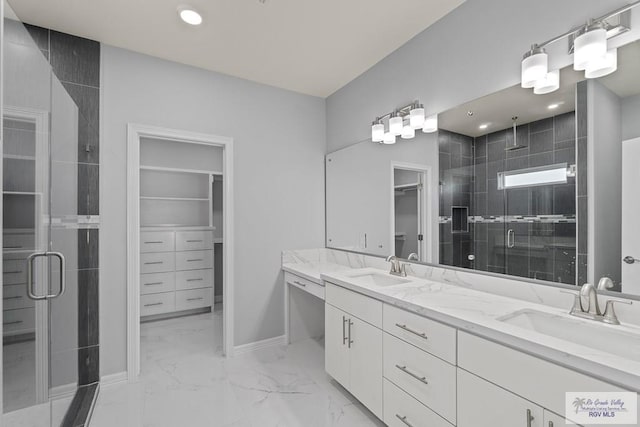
[3,285,35,310]
[140,292,175,316]
[383,304,457,364]
[175,231,213,251]
[3,259,27,285]
[176,288,212,311]
[3,233,35,252]
[140,231,175,253]
[383,332,457,424]
[325,283,382,327]
[3,308,35,335]
[175,269,213,291]
[175,250,213,271]
[284,272,324,300]
[140,272,175,295]
[140,252,175,274]
[384,379,453,427]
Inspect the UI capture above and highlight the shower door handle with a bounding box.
[507,229,515,248]
[26,251,66,300]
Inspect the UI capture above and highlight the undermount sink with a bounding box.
[498,309,640,359]
[347,272,411,287]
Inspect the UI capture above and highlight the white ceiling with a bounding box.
[7,0,465,97]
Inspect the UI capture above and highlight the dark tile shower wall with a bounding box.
[440,111,578,286]
[24,23,101,421]
[576,81,589,286]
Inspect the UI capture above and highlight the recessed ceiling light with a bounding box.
[479,124,489,130]
[178,6,202,25]
[548,103,559,109]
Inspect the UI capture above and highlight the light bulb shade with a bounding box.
[533,70,560,95]
[521,47,548,89]
[585,48,617,78]
[422,114,438,133]
[371,123,384,142]
[574,26,607,71]
[409,107,425,129]
[383,132,396,145]
[389,115,403,136]
[401,125,415,139]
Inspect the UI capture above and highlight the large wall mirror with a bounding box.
[326,38,640,297]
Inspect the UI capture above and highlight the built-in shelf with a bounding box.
[141,225,216,231]
[3,154,36,161]
[140,165,222,175]
[140,196,209,202]
[3,191,40,196]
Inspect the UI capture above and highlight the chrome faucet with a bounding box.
[562,281,632,325]
[386,255,407,277]
[407,253,419,261]
[580,282,601,317]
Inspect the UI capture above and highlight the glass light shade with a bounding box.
[585,48,617,79]
[401,125,415,139]
[389,115,403,136]
[383,132,396,145]
[371,123,384,142]
[574,26,607,71]
[533,70,560,95]
[422,114,438,133]
[409,107,425,129]
[521,49,548,89]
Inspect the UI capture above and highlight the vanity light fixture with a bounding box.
[178,6,203,25]
[370,100,434,143]
[519,1,639,94]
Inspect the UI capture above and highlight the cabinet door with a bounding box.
[458,369,543,427]
[325,304,350,388]
[349,316,383,419]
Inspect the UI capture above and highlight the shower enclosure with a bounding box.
[2,2,95,425]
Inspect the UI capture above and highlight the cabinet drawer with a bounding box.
[384,332,456,424]
[285,272,324,300]
[3,259,27,285]
[175,231,213,251]
[140,252,175,274]
[3,308,35,335]
[176,288,212,311]
[3,285,35,310]
[384,379,453,427]
[383,304,456,364]
[175,250,213,271]
[140,231,175,253]
[175,269,213,291]
[140,272,175,295]
[140,292,175,316]
[325,283,382,328]
[3,233,35,252]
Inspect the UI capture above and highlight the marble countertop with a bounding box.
[316,267,640,392]
[282,262,352,285]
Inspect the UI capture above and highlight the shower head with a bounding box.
[505,116,528,151]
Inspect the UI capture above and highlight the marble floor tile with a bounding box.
[90,308,383,427]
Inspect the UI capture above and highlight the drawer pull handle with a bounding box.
[186,239,203,243]
[348,319,353,348]
[395,414,414,427]
[395,364,428,385]
[187,278,203,282]
[3,296,23,300]
[144,302,163,307]
[342,316,348,345]
[187,297,204,301]
[526,409,534,427]
[144,261,163,265]
[548,422,554,427]
[187,259,203,262]
[3,320,23,326]
[144,282,163,286]
[144,241,164,244]
[4,270,23,274]
[395,323,428,340]
[293,280,307,287]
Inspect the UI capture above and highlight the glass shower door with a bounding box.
[3,5,80,425]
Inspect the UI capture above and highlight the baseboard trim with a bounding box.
[233,334,286,356]
[50,382,77,398]
[100,371,127,387]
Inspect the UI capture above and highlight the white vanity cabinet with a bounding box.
[325,284,383,419]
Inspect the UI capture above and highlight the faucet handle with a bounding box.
[602,298,632,325]
[560,290,582,314]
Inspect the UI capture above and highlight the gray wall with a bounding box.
[326,0,638,153]
[622,94,640,141]
[100,46,326,376]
